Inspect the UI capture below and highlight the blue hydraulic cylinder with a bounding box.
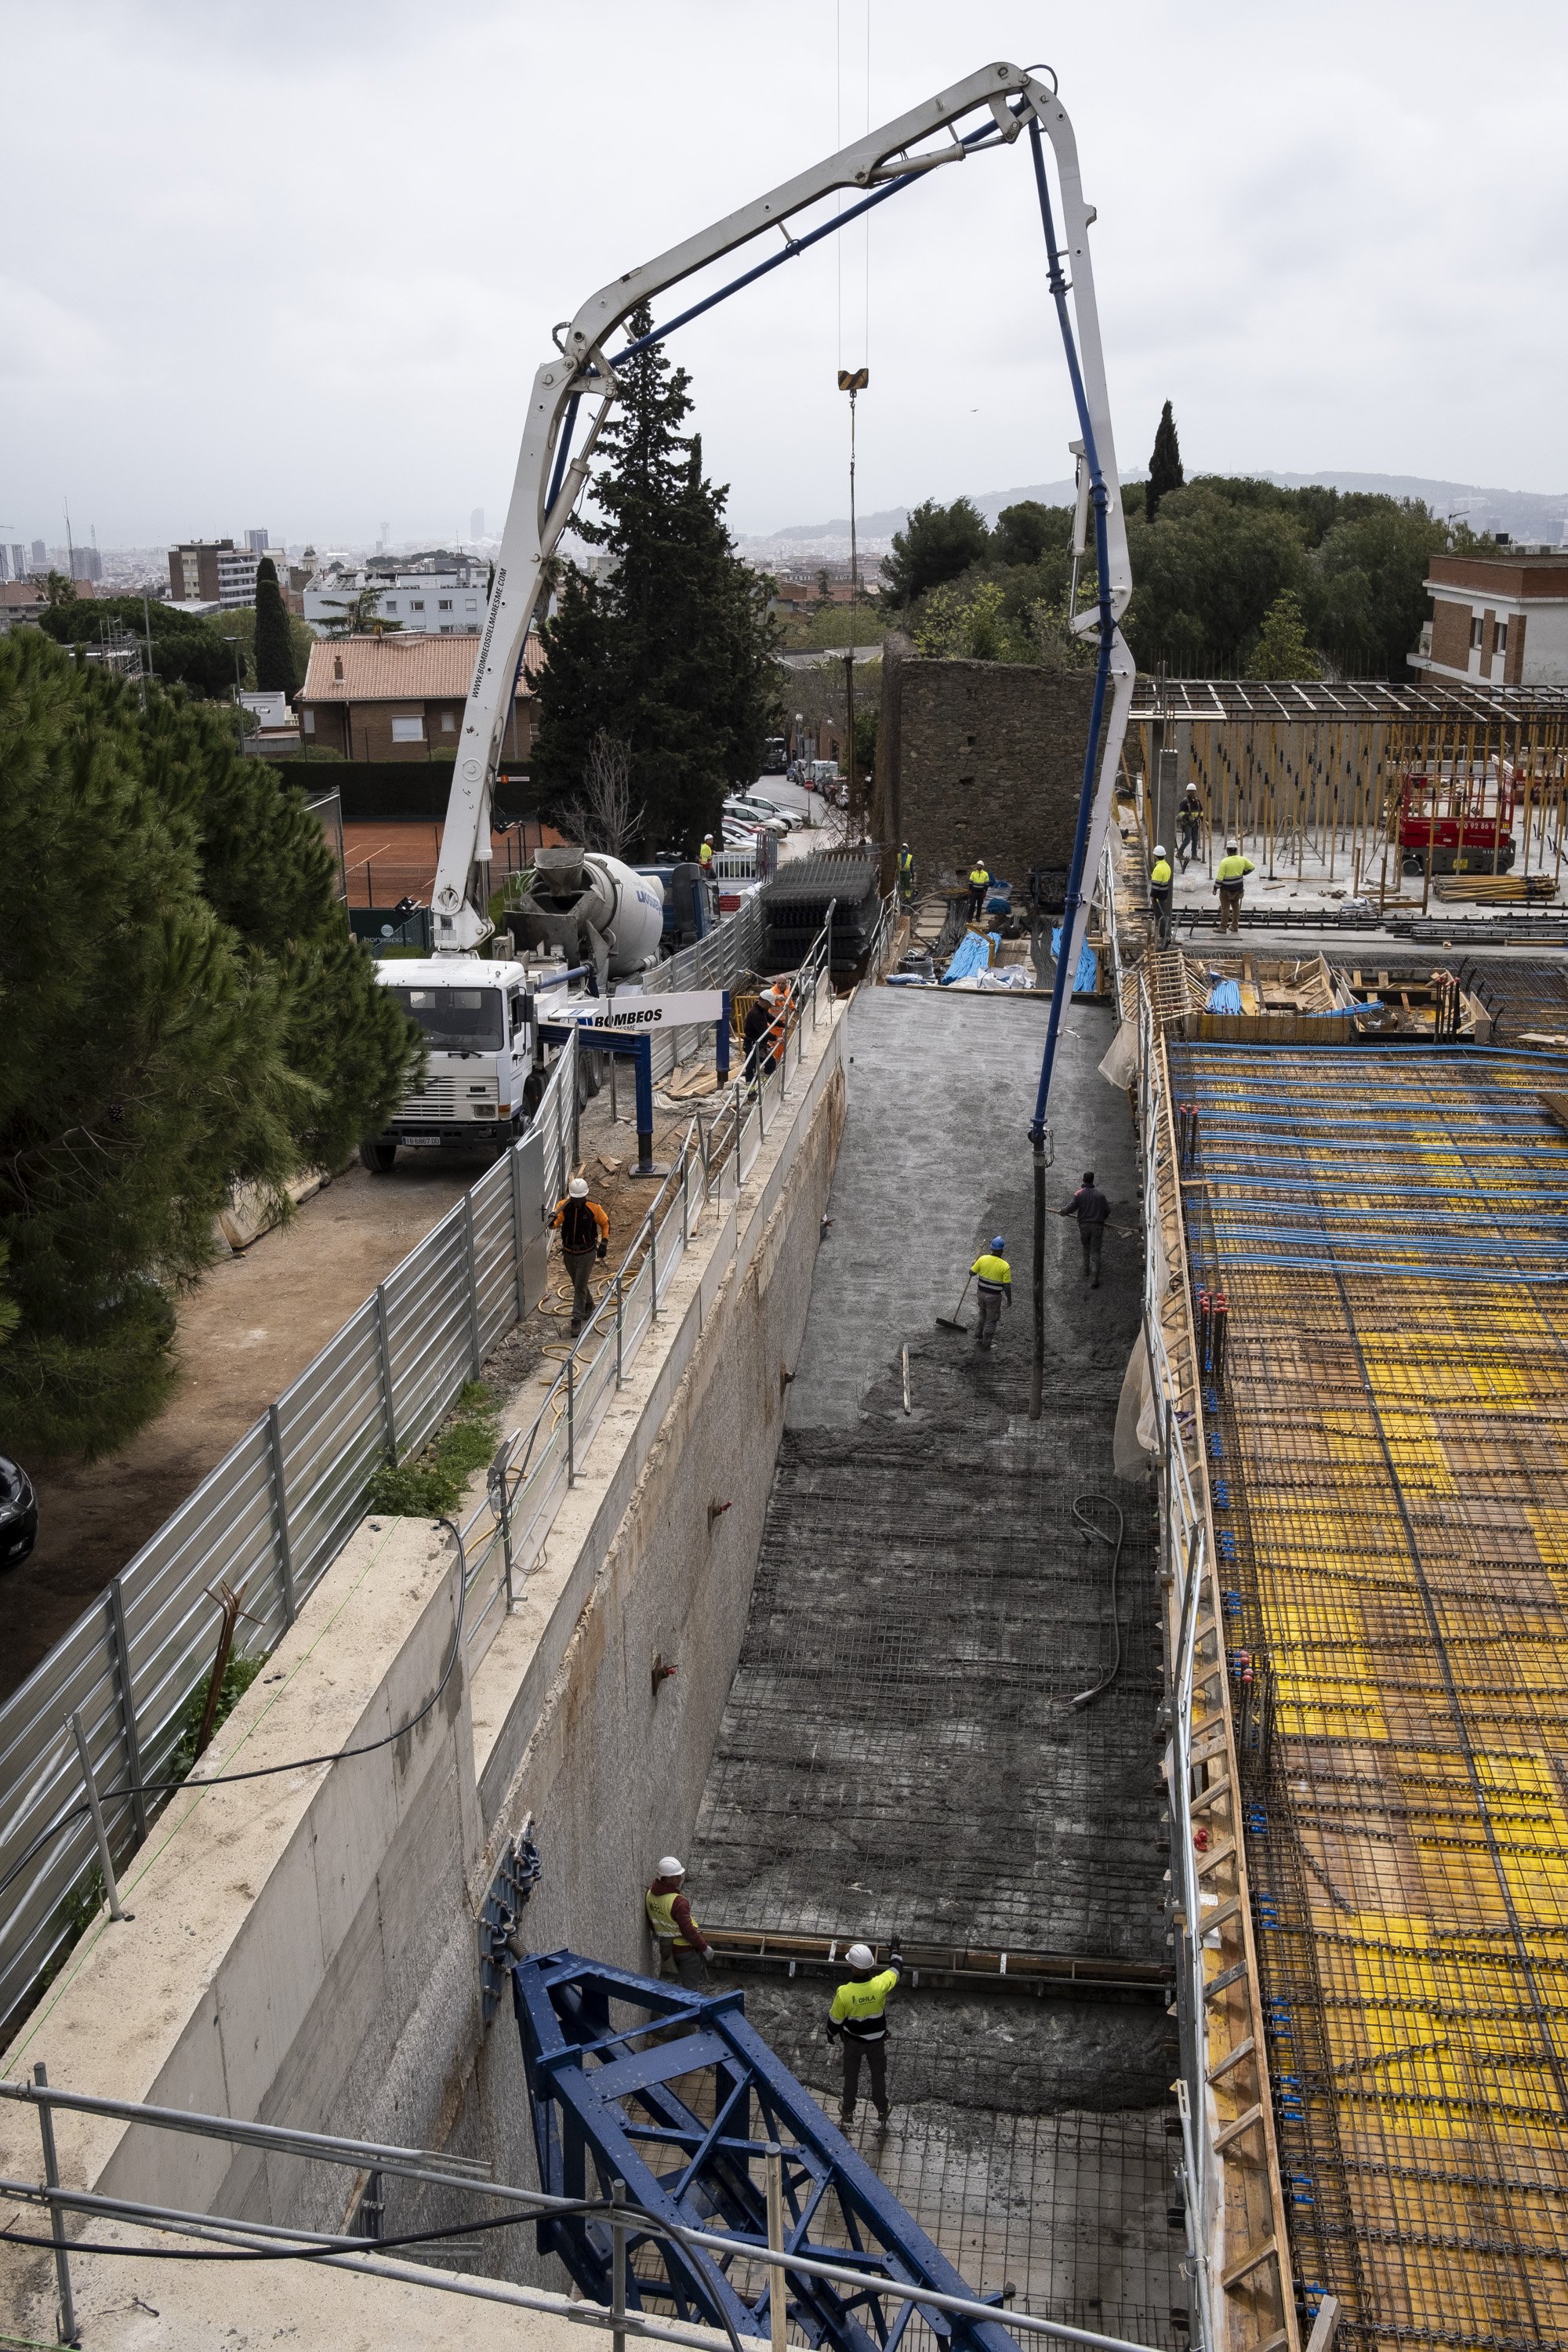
[514,1949,1020,2352]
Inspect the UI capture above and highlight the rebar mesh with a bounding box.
[1172,1040,1568,2351]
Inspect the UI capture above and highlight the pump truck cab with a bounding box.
[361,850,666,1172]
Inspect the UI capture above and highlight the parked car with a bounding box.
[0,1454,38,1568]
[807,760,841,790]
[724,796,788,835]
[747,793,804,829]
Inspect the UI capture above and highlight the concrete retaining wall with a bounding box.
[2,1001,847,2340]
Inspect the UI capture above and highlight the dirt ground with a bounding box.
[1,1156,476,1702]
[2,1031,758,1705]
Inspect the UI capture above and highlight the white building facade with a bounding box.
[1413,550,1568,688]
[303,564,488,637]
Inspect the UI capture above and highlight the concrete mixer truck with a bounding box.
[359,850,664,1172]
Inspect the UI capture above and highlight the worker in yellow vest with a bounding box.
[645,1856,714,1988]
[967,861,992,920]
[897,843,914,904]
[827,1940,905,2129]
[699,833,716,873]
[1214,837,1256,935]
[1149,842,1174,947]
[970,1237,1011,1352]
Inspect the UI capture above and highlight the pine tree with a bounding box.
[1246,589,1321,681]
[1145,400,1185,522]
[0,637,419,1457]
[530,307,777,851]
[253,555,297,696]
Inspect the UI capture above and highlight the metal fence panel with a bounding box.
[0,907,767,2029]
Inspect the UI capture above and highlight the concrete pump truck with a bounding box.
[362,62,1134,1174]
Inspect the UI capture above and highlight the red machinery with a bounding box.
[1398,769,1518,874]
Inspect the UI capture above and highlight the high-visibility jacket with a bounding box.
[553,1196,610,1254]
[971,1252,1011,1294]
[1216,854,1255,887]
[699,840,714,869]
[829,1963,902,2042]
[897,848,913,880]
[646,1885,704,1952]
[968,865,991,893]
[1149,858,1173,890]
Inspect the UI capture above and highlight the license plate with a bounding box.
[403,1134,442,1147]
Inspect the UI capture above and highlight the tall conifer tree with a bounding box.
[252,554,298,695]
[530,307,777,851]
[1145,400,1185,522]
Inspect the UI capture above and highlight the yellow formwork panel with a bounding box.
[1173,1040,1568,2351]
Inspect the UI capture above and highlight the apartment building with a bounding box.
[1413,546,1568,688]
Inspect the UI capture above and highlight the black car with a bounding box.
[0,1454,37,1567]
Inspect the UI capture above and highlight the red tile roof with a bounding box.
[299,631,543,703]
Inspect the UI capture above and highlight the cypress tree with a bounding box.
[252,554,298,696]
[0,637,418,1457]
[1145,400,1185,522]
[530,306,777,852]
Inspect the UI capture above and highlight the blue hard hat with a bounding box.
[990,1236,1005,1253]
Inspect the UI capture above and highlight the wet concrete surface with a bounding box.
[685,986,1183,2345]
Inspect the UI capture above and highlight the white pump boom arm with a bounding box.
[432,61,1132,958]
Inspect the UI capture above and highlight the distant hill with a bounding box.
[739,470,1568,566]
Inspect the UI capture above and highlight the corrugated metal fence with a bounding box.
[0,896,768,2031]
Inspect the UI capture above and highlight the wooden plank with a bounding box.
[1207,2034,1257,2082]
[1221,2233,1278,2290]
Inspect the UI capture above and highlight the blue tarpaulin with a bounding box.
[1205,978,1243,1014]
[1051,926,1098,993]
[942,931,993,984]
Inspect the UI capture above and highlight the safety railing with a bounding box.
[452,914,840,1668]
[864,885,902,981]
[0,1040,579,2033]
[0,892,774,2034]
[1134,975,1297,2352]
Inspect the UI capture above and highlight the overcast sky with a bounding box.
[4,0,1565,552]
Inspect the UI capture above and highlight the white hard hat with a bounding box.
[657,1855,685,1878]
[1227,837,1240,851]
[1152,844,1167,858]
[844,1942,877,1970]
[568,1176,589,1199]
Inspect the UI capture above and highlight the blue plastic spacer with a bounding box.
[1212,1478,1231,1509]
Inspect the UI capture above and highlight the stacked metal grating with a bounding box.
[1172,1040,1568,2350]
[761,850,881,971]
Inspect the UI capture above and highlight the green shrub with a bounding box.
[368,1381,500,1518]
[167,1649,265,1781]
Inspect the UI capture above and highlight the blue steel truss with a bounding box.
[513,1951,1020,2352]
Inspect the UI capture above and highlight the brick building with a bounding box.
[296,631,542,762]
[873,634,1098,891]
[1413,548,1568,688]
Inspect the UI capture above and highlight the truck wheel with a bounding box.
[359,1141,397,1174]
[583,1051,604,1098]
[522,1071,546,1117]
[576,1057,592,1112]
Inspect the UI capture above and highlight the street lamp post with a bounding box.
[837,368,868,834]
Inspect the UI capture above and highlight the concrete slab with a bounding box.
[685,984,1184,2348]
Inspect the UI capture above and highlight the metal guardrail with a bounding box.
[451,916,839,1671]
[1135,979,1218,2352]
[1135,977,1298,2352]
[0,897,773,2034]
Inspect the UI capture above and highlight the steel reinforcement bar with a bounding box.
[1168,1038,1568,2352]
